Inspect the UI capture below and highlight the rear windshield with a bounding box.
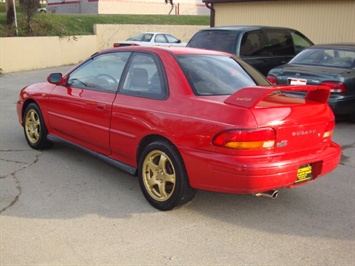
[187,31,238,54]
[290,48,355,68]
[176,55,270,96]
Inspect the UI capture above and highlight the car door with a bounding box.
[109,52,168,166]
[46,52,131,154]
[262,29,295,73]
[239,30,270,75]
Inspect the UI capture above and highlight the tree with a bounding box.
[165,0,174,15]
[6,0,15,25]
[19,0,40,34]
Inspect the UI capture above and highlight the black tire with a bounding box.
[138,140,197,211]
[23,103,52,150]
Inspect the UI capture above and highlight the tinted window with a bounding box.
[263,30,294,56]
[188,30,238,54]
[121,53,167,99]
[67,52,130,92]
[177,55,270,96]
[240,30,268,56]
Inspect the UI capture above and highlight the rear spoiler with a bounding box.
[224,85,330,108]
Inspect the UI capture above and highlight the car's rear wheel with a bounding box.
[23,103,52,150]
[138,140,196,211]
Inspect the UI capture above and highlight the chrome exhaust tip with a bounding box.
[253,190,279,199]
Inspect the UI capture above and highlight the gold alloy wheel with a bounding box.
[142,150,176,202]
[25,108,41,144]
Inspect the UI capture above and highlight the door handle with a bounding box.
[96,103,106,109]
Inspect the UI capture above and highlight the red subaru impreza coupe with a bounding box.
[17,46,341,211]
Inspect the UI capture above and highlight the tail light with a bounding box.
[267,75,278,85]
[323,120,335,138]
[113,43,139,47]
[213,128,276,150]
[320,81,346,93]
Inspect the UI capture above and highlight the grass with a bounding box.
[0,10,209,37]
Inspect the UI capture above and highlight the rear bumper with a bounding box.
[182,142,341,194]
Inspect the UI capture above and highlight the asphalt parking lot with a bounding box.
[1,66,354,265]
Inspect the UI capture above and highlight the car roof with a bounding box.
[307,43,355,50]
[197,25,296,32]
[134,32,169,35]
[101,46,233,56]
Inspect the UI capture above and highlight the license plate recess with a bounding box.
[296,164,313,183]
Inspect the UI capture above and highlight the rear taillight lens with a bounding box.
[267,75,278,85]
[320,81,346,93]
[213,128,276,150]
[323,120,335,138]
[113,43,139,47]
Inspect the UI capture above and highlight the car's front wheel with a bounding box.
[138,140,196,211]
[23,103,52,150]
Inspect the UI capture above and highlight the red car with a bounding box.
[17,46,341,211]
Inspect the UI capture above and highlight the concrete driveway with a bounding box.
[1,66,354,265]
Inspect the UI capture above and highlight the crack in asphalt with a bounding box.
[0,140,352,214]
[0,150,41,213]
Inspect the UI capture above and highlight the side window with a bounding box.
[165,34,179,43]
[142,34,153,42]
[155,34,167,43]
[67,52,130,92]
[188,31,238,54]
[291,31,313,54]
[121,53,167,99]
[264,30,294,56]
[240,30,266,56]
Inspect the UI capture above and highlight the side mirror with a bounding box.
[47,73,63,84]
[177,39,181,43]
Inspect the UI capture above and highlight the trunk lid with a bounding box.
[224,85,334,151]
[276,64,346,85]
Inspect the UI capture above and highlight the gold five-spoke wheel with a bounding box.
[25,109,41,144]
[138,140,196,211]
[142,150,176,202]
[23,103,52,150]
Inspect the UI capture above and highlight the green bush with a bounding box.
[0,13,209,37]
[0,2,6,13]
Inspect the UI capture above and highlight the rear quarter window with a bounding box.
[177,54,270,96]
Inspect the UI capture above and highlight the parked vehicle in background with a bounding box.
[187,26,314,75]
[114,32,186,47]
[17,46,340,211]
[37,7,47,13]
[267,43,355,122]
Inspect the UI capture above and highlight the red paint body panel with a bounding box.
[16,46,341,195]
